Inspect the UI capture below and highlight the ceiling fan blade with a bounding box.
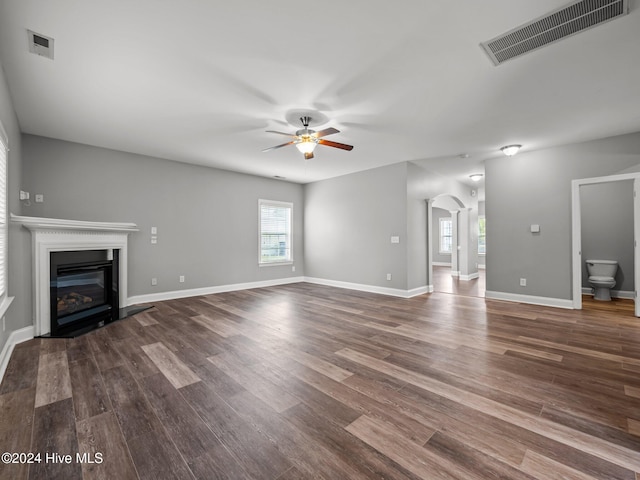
[262,141,294,152]
[318,139,354,151]
[266,130,297,137]
[313,127,339,138]
[304,152,314,160]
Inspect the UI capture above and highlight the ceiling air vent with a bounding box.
[27,30,54,60]
[480,0,629,66]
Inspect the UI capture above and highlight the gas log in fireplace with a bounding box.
[50,250,119,336]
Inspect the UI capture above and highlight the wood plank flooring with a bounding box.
[1,283,640,479]
[433,265,485,297]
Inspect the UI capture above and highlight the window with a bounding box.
[259,199,292,265]
[0,131,7,301]
[478,216,486,255]
[439,217,452,254]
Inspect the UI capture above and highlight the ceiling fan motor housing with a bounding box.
[296,116,316,137]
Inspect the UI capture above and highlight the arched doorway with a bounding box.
[427,194,482,296]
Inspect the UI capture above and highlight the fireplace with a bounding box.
[50,250,120,336]
[11,214,139,337]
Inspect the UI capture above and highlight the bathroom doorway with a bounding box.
[571,173,640,317]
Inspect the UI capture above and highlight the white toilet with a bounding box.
[586,260,618,301]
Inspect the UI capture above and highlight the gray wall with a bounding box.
[580,180,634,292]
[478,201,485,216]
[21,135,304,298]
[304,162,409,290]
[406,162,427,290]
[1,61,28,354]
[431,207,452,264]
[486,132,640,300]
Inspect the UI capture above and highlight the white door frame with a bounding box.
[571,172,640,315]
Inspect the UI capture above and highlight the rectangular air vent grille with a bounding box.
[481,0,629,66]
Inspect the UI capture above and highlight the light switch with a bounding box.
[530,224,540,233]
[391,236,400,244]
[151,226,157,235]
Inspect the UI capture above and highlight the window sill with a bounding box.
[259,261,294,268]
[0,295,15,319]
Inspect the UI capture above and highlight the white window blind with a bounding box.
[0,134,7,297]
[259,200,292,265]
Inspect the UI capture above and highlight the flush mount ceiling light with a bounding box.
[469,174,484,182]
[501,144,522,156]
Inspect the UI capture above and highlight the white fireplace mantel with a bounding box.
[11,214,139,336]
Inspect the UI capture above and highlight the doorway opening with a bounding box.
[571,173,640,317]
[427,194,481,296]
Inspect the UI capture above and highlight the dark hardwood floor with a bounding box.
[1,283,640,479]
[433,265,485,297]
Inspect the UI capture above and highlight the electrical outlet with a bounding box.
[151,236,157,244]
[179,275,185,283]
[292,266,296,272]
[387,273,392,281]
[151,278,157,286]
[520,278,527,287]
[35,194,44,203]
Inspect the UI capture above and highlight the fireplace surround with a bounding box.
[11,215,139,336]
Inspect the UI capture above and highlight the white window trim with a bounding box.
[478,215,486,256]
[0,296,13,321]
[0,125,10,319]
[258,199,293,266]
[439,217,452,255]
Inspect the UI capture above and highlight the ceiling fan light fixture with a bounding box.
[501,144,522,156]
[295,137,317,154]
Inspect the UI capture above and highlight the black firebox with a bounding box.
[49,250,119,337]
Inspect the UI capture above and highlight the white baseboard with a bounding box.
[485,290,574,309]
[407,286,431,298]
[580,287,634,299]
[304,277,429,299]
[459,272,479,281]
[127,276,306,305]
[432,262,452,267]
[128,275,436,306]
[0,325,35,385]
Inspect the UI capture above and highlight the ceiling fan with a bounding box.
[262,116,353,160]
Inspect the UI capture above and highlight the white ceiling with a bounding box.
[1,1,639,185]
